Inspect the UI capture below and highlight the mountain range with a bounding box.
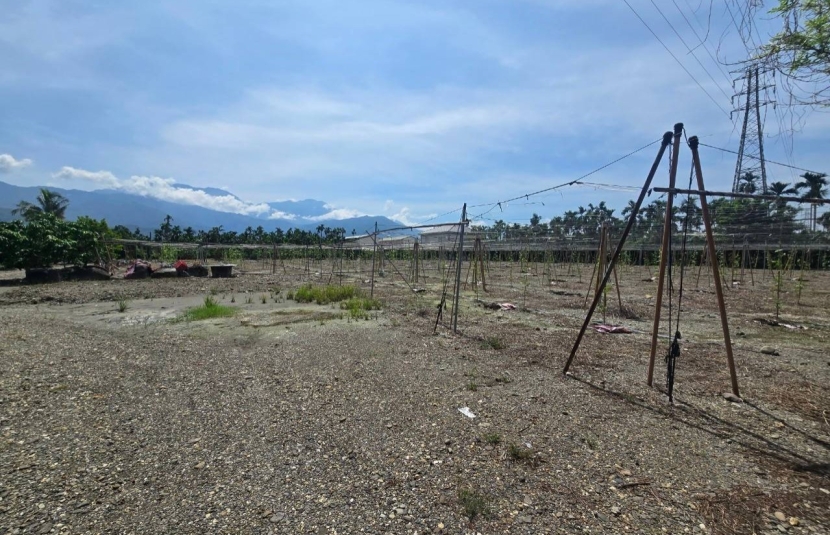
[0,180,403,235]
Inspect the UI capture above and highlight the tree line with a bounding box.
[112,214,349,246]
[472,172,829,245]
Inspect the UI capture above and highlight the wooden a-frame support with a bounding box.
[583,221,623,313]
[563,124,740,398]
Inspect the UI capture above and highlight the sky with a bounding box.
[1,0,828,227]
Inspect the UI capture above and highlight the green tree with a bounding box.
[12,188,70,221]
[796,171,828,230]
[761,0,830,105]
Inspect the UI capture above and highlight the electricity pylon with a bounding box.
[731,65,774,193]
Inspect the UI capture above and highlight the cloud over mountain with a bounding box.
[0,154,33,173]
[53,166,272,217]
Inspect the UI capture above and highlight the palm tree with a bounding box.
[737,172,759,194]
[768,181,798,197]
[795,172,828,231]
[12,188,69,221]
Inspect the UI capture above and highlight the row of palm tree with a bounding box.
[739,171,828,231]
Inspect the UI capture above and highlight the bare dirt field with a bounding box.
[1,259,828,534]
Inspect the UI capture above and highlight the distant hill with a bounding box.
[0,180,403,234]
[0,207,15,222]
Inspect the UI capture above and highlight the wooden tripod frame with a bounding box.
[563,124,740,398]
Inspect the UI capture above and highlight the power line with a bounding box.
[698,142,825,175]
[467,137,662,219]
[648,0,734,105]
[670,0,733,87]
[622,0,731,118]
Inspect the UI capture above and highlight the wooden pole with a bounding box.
[647,123,683,387]
[689,136,740,397]
[452,204,467,333]
[564,131,674,374]
[370,222,378,299]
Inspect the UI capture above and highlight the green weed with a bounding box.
[340,297,382,320]
[481,336,505,350]
[457,489,490,522]
[507,443,538,465]
[182,295,237,321]
[483,433,501,445]
[116,299,129,313]
[294,284,358,305]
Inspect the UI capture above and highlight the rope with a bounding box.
[665,158,695,403]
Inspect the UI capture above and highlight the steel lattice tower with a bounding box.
[731,66,773,193]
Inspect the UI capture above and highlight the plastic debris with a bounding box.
[458,407,476,419]
[591,324,633,334]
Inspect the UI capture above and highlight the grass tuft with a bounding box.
[457,489,490,521]
[508,443,534,463]
[481,336,506,350]
[182,295,237,321]
[340,297,382,320]
[483,433,501,445]
[116,298,129,313]
[294,284,358,305]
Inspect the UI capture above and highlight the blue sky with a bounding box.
[1,0,828,226]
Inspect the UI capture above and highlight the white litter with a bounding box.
[458,407,476,419]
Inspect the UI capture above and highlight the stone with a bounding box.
[774,511,787,522]
[611,506,621,516]
[151,267,179,279]
[269,513,284,523]
[788,517,799,526]
[723,392,743,403]
[760,346,780,356]
[518,515,532,524]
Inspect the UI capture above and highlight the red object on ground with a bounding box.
[174,260,188,272]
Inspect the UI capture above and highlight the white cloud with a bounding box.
[53,166,117,185]
[53,166,272,216]
[0,154,33,172]
[306,208,367,221]
[267,210,297,220]
[390,206,436,227]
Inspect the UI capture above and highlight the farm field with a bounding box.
[1,260,828,534]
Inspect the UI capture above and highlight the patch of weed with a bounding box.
[481,336,506,350]
[116,298,129,313]
[457,489,490,522]
[182,295,237,321]
[295,284,358,305]
[341,297,382,320]
[508,443,534,462]
[483,433,501,445]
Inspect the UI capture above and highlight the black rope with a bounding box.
[665,157,695,403]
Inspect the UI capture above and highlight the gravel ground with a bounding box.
[1,264,828,534]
